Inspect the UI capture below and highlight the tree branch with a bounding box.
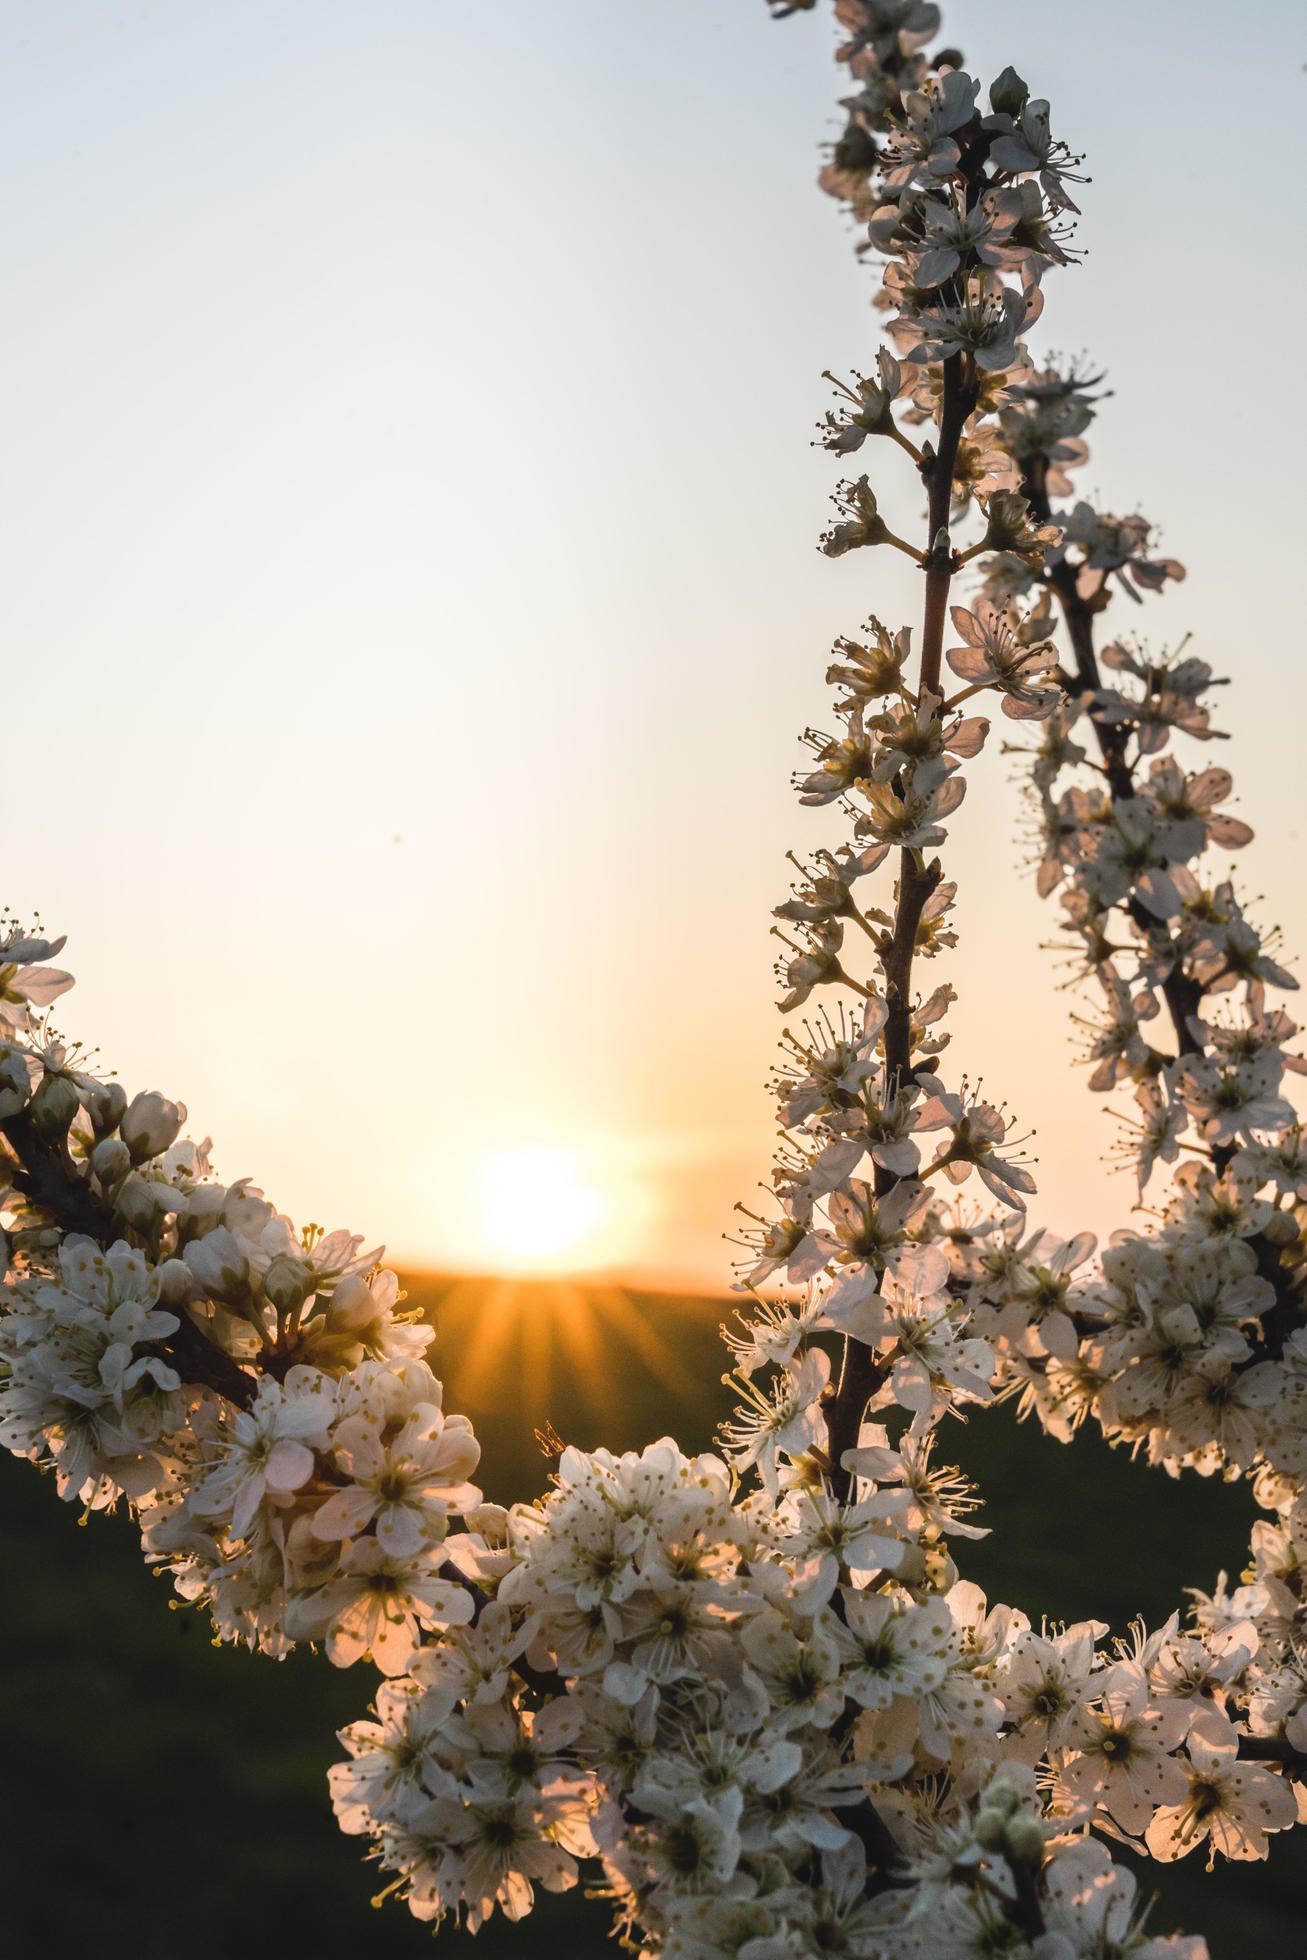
[2,1111,258,1408]
[826,356,976,1498]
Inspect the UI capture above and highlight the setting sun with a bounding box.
[479,1145,606,1271]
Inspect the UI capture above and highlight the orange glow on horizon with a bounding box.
[425,1272,717,1439]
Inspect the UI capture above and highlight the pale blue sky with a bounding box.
[4,2,1304,1280]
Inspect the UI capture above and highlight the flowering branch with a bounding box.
[307,6,1304,1944]
[1,925,491,1676]
[7,5,1307,1955]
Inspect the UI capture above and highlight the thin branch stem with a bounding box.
[1,1112,115,1240]
[826,354,975,1497]
[883,530,928,566]
[887,424,926,467]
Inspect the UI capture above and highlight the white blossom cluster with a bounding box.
[0,926,484,1667]
[773,0,1307,1932]
[319,5,1297,1952]
[4,2,1305,1955]
[976,377,1307,1486]
[332,1436,1244,1954]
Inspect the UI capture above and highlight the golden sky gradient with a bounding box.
[6,1,1305,1288]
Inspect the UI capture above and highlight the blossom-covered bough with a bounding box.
[0,966,486,1665]
[4,3,1306,1953]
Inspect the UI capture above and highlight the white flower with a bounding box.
[1145,1730,1297,1866]
[1062,1667,1191,1832]
[946,602,1061,719]
[410,1789,585,1929]
[312,1403,480,1556]
[740,1609,846,1733]
[330,1677,451,1832]
[1038,1837,1198,1960]
[720,1349,830,1492]
[120,1090,187,1162]
[838,1592,953,1710]
[779,1487,905,1605]
[191,1371,335,1539]
[0,928,73,1033]
[1002,1620,1102,1761]
[287,1535,475,1674]
[636,1795,743,1899]
[914,1076,1036,1207]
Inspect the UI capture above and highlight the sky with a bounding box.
[3,0,1305,1289]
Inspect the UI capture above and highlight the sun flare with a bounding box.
[478,1145,605,1271]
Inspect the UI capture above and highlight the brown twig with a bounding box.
[826,355,976,1497]
[2,1112,258,1407]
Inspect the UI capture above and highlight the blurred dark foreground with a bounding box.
[3,1274,1305,1958]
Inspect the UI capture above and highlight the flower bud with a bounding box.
[464,1501,510,1545]
[894,1541,928,1588]
[989,66,1029,117]
[121,1090,186,1163]
[85,1079,128,1136]
[1262,1207,1300,1248]
[832,122,877,175]
[30,1071,80,1139]
[0,1046,35,1119]
[972,1806,1007,1852]
[184,1226,249,1301]
[115,1172,161,1230]
[1002,1813,1046,1868]
[156,1257,196,1304]
[90,1135,132,1186]
[328,1272,379,1331]
[263,1253,313,1314]
[982,1774,1022,1818]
